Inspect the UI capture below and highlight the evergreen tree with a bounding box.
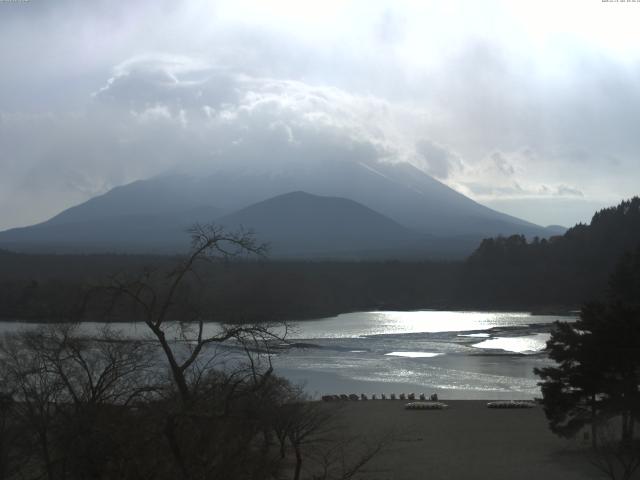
[535,246,640,447]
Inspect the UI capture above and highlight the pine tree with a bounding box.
[535,246,640,447]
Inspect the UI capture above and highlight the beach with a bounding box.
[323,400,601,480]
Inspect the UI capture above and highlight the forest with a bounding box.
[458,197,640,308]
[0,197,639,322]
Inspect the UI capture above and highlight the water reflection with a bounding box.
[271,310,573,399]
[284,310,537,339]
[471,333,550,354]
[384,351,443,358]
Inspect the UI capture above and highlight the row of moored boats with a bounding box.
[321,393,439,402]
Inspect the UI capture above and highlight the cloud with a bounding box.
[0,51,635,230]
[91,55,444,175]
[0,56,432,228]
[490,152,515,177]
[555,185,584,198]
[1,0,639,229]
[415,140,462,180]
[457,148,586,201]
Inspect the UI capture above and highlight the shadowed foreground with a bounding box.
[327,400,601,480]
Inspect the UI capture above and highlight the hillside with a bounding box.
[457,197,640,308]
[0,206,222,254]
[216,191,428,258]
[0,159,555,257]
[0,191,437,257]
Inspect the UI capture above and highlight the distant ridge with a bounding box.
[216,191,427,258]
[543,225,568,236]
[0,159,555,257]
[0,191,432,258]
[0,206,222,254]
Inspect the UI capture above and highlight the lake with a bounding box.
[272,310,574,400]
[0,310,574,400]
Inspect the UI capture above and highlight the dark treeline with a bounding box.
[0,251,459,322]
[2,197,640,322]
[457,197,640,309]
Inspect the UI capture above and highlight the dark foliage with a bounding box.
[535,246,640,449]
[0,254,459,323]
[459,197,640,309]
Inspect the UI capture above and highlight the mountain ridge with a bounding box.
[0,160,558,257]
[215,191,428,258]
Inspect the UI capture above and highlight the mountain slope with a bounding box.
[0,159,553,256]
[0,206,222,254]
[216,191,427,257]
[44,175,214,226]
[37,159,546,236]
[0,191,433,257]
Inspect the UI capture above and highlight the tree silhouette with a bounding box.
[535,246,640,456]
[103,223,275,405]
[461,197,640,309]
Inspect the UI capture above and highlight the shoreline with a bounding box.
[276,366,544,401]
[0,305,579,324]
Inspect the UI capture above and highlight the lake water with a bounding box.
[272,310,574,400]
[0,310,575,400]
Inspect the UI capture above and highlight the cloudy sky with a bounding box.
[1,0,639,230]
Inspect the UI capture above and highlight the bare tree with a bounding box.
[0,324,159,480]
[102,224,280,406]
[0,391,15,480]
[309,433,388,480]
[269,394,389,480]
[0,224,386,480]
[23,324,158,407]
[1,328,67,480]
[589,418,640,480]
[277,401,336,480]
[94,224,298,479]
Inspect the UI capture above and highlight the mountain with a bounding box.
[0,206,222,254]
[41,159,546,236]
[43,175,211,227]
[543,225,568,236]
[0,191,443,258]
[216,191,427,258]
[0,159,553,257]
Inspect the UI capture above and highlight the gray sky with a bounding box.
[1,0,639,230]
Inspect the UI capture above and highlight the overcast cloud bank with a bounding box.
[1,0,638,230]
